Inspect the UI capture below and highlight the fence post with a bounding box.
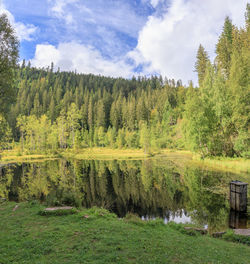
[230,181,248,212]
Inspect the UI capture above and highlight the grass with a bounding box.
[0,201,250,264]
[0,149,59,164]
[192,155,250,174]
[61,147,152,160]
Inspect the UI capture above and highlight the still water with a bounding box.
[0,158,249,233]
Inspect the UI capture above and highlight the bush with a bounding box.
[61,192,82,208]
[45,191,82,208]
[82,207,117,219]
[124,212,145,226]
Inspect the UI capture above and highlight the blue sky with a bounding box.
[0,0,248,84]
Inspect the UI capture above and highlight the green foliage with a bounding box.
[0,114,12,149]
[139,122,151,154]
[124,212,145,226]
[1,5,248,158]
[0,14,19,114]
[10,68,185,152]
[184,7,249,157]
[216,16,233,78]
[195,44,209,87]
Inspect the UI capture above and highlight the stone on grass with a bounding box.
[39,206,77,216]
[44,206,73,211]
[13,205,19,211]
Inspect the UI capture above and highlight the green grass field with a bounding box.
[0,202,249,264]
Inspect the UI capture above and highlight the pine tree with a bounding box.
[216,16,234,78]
[88,98,94,129]
[67,103,80,147]
[195,44,209,87]
[96,100,106,128]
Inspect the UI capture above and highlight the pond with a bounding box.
[0,158,249,233]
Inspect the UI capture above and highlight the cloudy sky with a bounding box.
[0,0,248,84]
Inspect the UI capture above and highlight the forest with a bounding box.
[0,5,249,158]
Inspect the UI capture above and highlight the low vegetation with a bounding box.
[0,201,249,264]
[192,154,250,173]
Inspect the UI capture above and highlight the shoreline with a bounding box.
[0,148,249,174]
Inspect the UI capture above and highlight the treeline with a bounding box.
[0,5,249,157]
[11,71,185,152]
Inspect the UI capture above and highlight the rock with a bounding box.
[44,206,73,211]
[234,229,250,236]
[39,206,77,216]
[212,232,226,238]
[83,215,89,219]
[184,227,207,235]
[13,205,19,211]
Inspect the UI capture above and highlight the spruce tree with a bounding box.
[195,44,209,87]
[216,16,234,78]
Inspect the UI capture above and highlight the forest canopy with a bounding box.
[0,4,249,158]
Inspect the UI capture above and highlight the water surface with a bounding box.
[0,158,249,233]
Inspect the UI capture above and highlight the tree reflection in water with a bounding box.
[0,159,249,233]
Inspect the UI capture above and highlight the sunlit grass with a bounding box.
[0,149,58,164]
[192,154,250,174]
[62,148,150,160]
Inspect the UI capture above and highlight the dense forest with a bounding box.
[0,5,249,158]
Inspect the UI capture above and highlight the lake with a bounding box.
[0,158,249,233]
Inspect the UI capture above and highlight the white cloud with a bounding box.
[31,42,134,78]
[0,2,37,41]
[47,0,146,39]
[48,0,79,26]
[13,21,37,41]
[150,0,164,8]
[130,0,248,85]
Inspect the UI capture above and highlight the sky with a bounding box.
[0,0,248,85]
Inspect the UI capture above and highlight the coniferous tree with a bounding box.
[195,44,209,87]
[216,16,234,78]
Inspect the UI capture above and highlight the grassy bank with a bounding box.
[0,149,58,164]
[0,202,249,264]
[192,155,250,174]
[61,148,154,160]
[0,148,153,164]
[0,148,189,164]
